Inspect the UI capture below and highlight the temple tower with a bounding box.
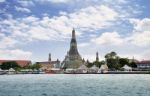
[48,53,51,62]
[61,29,83,69]
[96,52,99,62]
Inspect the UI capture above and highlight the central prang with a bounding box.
[61,29,83,69]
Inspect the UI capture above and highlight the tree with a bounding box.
[105,51,120,70]
[0,61,20,70]
[86,60,93,68]
[110,52,117,58]
[119,58,129,67]
[93,61,101,68]
[22,63,41,70]
[93,60,105,68]
[31,63,41,70]
[129,62,137,68]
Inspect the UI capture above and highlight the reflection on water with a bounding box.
[0,74,150,96]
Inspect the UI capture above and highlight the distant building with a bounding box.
[89,65,99,73]
[61,29,83,69]
[122,65,132,71]
[37,53,60,71]
[136,60,150,69]
[77,64,88,73]
[0,60,31,67]
[98,64,108,73]
[128,56,139,63]
[96,52,99,62]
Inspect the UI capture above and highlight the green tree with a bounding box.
[93,61,101,68]
[119,58,129,67]
[22,63,41,70]
[105,51,120,70]
[129,62,137,68]
[0,61,21,70]
[93,60,105,68]
[32,63,41,70]
[86,60,93,68]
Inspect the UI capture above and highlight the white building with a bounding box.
[65,68,76,73]
[98,64,108,73]
[136,60,150,69]
[77,64,88,73]
[8,68,16,74]
[88,65,99,73]
[122,65,132,71]
[0,68,3,71]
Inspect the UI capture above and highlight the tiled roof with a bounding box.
[137,60,150,64]
[37,61,60,65]
[37,61,50,64]
[0,60,31,67]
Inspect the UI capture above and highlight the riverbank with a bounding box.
[66,71,150,74]
[1,71,150,75]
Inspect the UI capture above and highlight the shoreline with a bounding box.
[0,71,150,75]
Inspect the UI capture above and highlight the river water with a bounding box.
[0,74,150,96]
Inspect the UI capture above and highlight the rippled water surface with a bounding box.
[0,74,150,96]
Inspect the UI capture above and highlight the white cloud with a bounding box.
[0,37,17,49]
[38,0,129,5]
[59,11,67,16]
[91,32,123,45]
[69,5,118,29]
[22,16,39,22]
[0,49,32,60]
[0,5,119,42]
[117,0,128,4]
[129,31,150,46]
[40,0,70,3]
[103,0,128,4]
[0,33,5,37]
[28,26,54,41]
[119,54,142,61]
[141,49,150,60]
[129,18,150,46]
[15,6,31,13]
[78,43,89,47]
[130,18,150,31]
[0,0,5,3]
[17,1,35,7]
[119,49,150,61]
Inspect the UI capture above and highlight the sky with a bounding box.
[0,0,150,62]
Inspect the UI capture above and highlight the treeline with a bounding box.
[0,61,41,71]
[86,51,137,70]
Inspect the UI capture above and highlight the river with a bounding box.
[0,74,150,96]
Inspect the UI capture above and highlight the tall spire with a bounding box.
[96,52,99,62]
[69,28,79,56]
[61,28,83,69]
[48,53,51,62]
[132,56,135,62]
[70,28,77,44]
[72,28,75,39]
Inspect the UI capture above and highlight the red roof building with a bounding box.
[0,60,32,67]
[136,60,150,69]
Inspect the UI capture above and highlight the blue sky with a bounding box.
[0,0,150,62]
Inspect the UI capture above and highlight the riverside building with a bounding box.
[37,53,60,71]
